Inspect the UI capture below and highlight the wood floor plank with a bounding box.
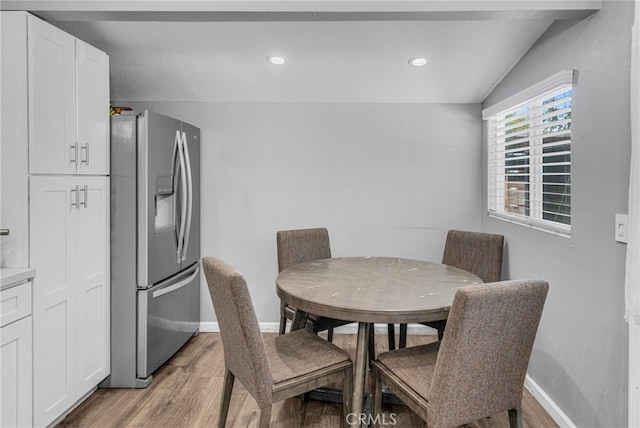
[57,332,558,428]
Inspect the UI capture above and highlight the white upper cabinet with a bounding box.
[29,16,109,175]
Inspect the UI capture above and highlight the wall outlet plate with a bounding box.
[615,213,628,243]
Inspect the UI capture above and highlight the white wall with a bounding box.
[0,12,29,267]
[119,101,482,323]
[481,2,633,427]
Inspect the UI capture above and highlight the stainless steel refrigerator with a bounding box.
[102,110,201,388]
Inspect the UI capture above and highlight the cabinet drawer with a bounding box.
[0,280,32,327]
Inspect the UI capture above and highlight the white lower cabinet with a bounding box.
[30,176,110,427]
[0,278,33,428]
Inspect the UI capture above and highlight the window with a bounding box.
[483,70,574,237]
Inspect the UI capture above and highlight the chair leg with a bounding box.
[371,368,383,428]
[218,369,235,428]
[342,366,353,428]
[368,323,375,368]
[278,314,287,335]
[279,302,287,335]
[437,325,445,341]
[328,326,334,342]
[508,408,522,428]
[387,324,395,350]
[399,323,407,348]
[258,405,272,428]
[291,309,309,331]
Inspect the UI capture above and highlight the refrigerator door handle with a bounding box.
[171,133,180,246]
[175,130,188,263]
[181,131,193,261]
[152,263,200,299]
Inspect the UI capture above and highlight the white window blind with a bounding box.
[484,70,574,237]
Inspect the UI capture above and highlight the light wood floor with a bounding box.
[58,332,558,428]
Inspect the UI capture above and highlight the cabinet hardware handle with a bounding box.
[71,185,80,209]
[0,229,9,236]
[70,143,78,165]
[81,143,90,166]
[80,185,88,208]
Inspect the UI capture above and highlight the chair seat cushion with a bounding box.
[265,329,351,384]
[376,341,441,401]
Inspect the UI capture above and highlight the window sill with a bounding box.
[488,211,571,238]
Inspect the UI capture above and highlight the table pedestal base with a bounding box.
[307,386,405,406]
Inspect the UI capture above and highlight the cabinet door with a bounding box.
[28,16,76,174]
[76,40,110,175]
[75,177,110,396]
[30,176,78,426]
[1,316,33,428]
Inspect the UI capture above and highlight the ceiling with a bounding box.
[3,1,601,104]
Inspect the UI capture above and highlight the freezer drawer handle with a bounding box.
[152,264,200,299]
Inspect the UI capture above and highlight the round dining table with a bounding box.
[276,256,482,421]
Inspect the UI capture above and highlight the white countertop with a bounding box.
[1,267,36,290]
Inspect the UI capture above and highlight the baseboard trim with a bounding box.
[199,322,437,335]
[525,374,575,428]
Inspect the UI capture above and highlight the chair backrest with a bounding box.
[428,279,548,428]
[441,229,504,283]
[202,257,273,408]
[276,228,332,272]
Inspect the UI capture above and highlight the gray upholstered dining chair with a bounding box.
[202,257,353,428]
[372,279,548,428]
[397,229,505,345]
[441,229,505,283]
[276,228,353,340]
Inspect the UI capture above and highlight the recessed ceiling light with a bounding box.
[409,57,427,67]
[267,56,286,65]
